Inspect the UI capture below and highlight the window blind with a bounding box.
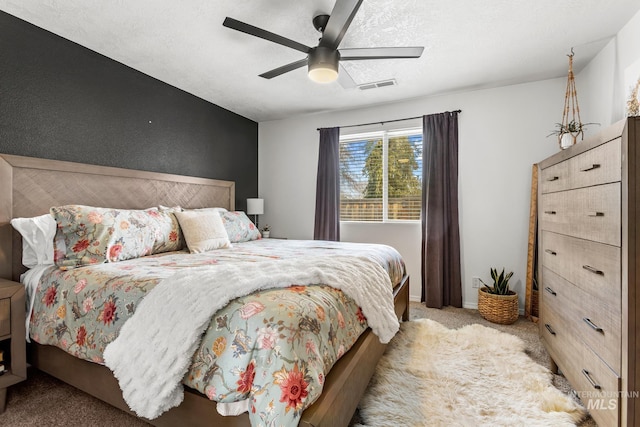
[339,128,422,222]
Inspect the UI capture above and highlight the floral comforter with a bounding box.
[29,239,405,426]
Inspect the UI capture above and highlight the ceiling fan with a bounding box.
[223,0,424,87]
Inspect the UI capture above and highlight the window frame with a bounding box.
[339,126,423,224]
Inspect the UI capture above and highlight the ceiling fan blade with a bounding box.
[337,64,357,89]
[223,17,311,54]
[259,58,309,79]
[319,0,364,50]
[339,47,425,60]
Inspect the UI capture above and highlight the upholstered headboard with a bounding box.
[0,154,235,281]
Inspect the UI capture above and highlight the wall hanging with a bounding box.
[549,49,596,149]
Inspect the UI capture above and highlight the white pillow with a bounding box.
[174,210,231,253]
[10,214,57,268]
[158,205,183,212]
[190,207,228,213]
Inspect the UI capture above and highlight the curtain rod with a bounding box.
[317,110,461,131]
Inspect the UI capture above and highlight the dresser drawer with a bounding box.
[539,182,621,246]
[540,160,569,193]
[540,231,621,304]
[0,298,10,337]
[540,289,573,361]
[540,139,621,193]
[542,268,621,374]
[567,345,621,427]
[541,292,621,427]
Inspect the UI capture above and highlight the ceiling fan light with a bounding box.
[308,65,338,83]
[308,47,339,83]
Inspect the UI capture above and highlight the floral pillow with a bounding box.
[151,207,185,253]
[51,205,181,268]
[219,211,261,243]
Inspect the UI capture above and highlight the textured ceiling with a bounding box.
[1,0,639,122]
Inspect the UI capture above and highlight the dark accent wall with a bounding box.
[0,11,257,210]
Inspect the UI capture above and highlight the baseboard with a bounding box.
[463,302,478,310]
[414,300,524,316]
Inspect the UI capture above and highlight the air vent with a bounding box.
[358,79,397,90]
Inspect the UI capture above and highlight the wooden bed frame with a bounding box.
[0,154,410,427]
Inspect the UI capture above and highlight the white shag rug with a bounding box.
[356,319,586,427]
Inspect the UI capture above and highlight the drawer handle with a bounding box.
[546,176,559,182]
[582,265,604,275]
[545,286,557,296]
[544,210,557,215]
[545,249,557,256]
[587,211,604,217]
[582,369,602,390]
[583,317,604,333]
[580,164,601,172]
[545,323,556,336]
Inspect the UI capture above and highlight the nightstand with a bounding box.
[0,279,26,413]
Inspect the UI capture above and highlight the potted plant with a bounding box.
[261,224,270,238]
[478,268,518,325]
[547,120,598,149]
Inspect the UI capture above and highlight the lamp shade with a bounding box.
[246,198,264,215]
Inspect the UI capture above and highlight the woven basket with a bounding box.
[478,288,519,325]
[531,289,539,318]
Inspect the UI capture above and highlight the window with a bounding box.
[339,127,423,222]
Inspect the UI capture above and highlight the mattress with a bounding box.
[27,239,405,425]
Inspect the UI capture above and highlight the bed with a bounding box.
[0,153,409,427]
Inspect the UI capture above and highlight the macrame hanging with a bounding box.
[558,49,583,149]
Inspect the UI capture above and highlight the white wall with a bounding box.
[259,79,565,305]
[257,7,640,309]
[577,8,640,128]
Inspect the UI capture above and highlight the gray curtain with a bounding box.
[314,127,340,241]
[422,112,462,308]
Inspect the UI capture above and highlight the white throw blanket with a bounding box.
[103,255,399,420]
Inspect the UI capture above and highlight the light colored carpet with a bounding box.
[354,318,586,426]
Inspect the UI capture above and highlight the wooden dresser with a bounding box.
[538,117,639,427]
